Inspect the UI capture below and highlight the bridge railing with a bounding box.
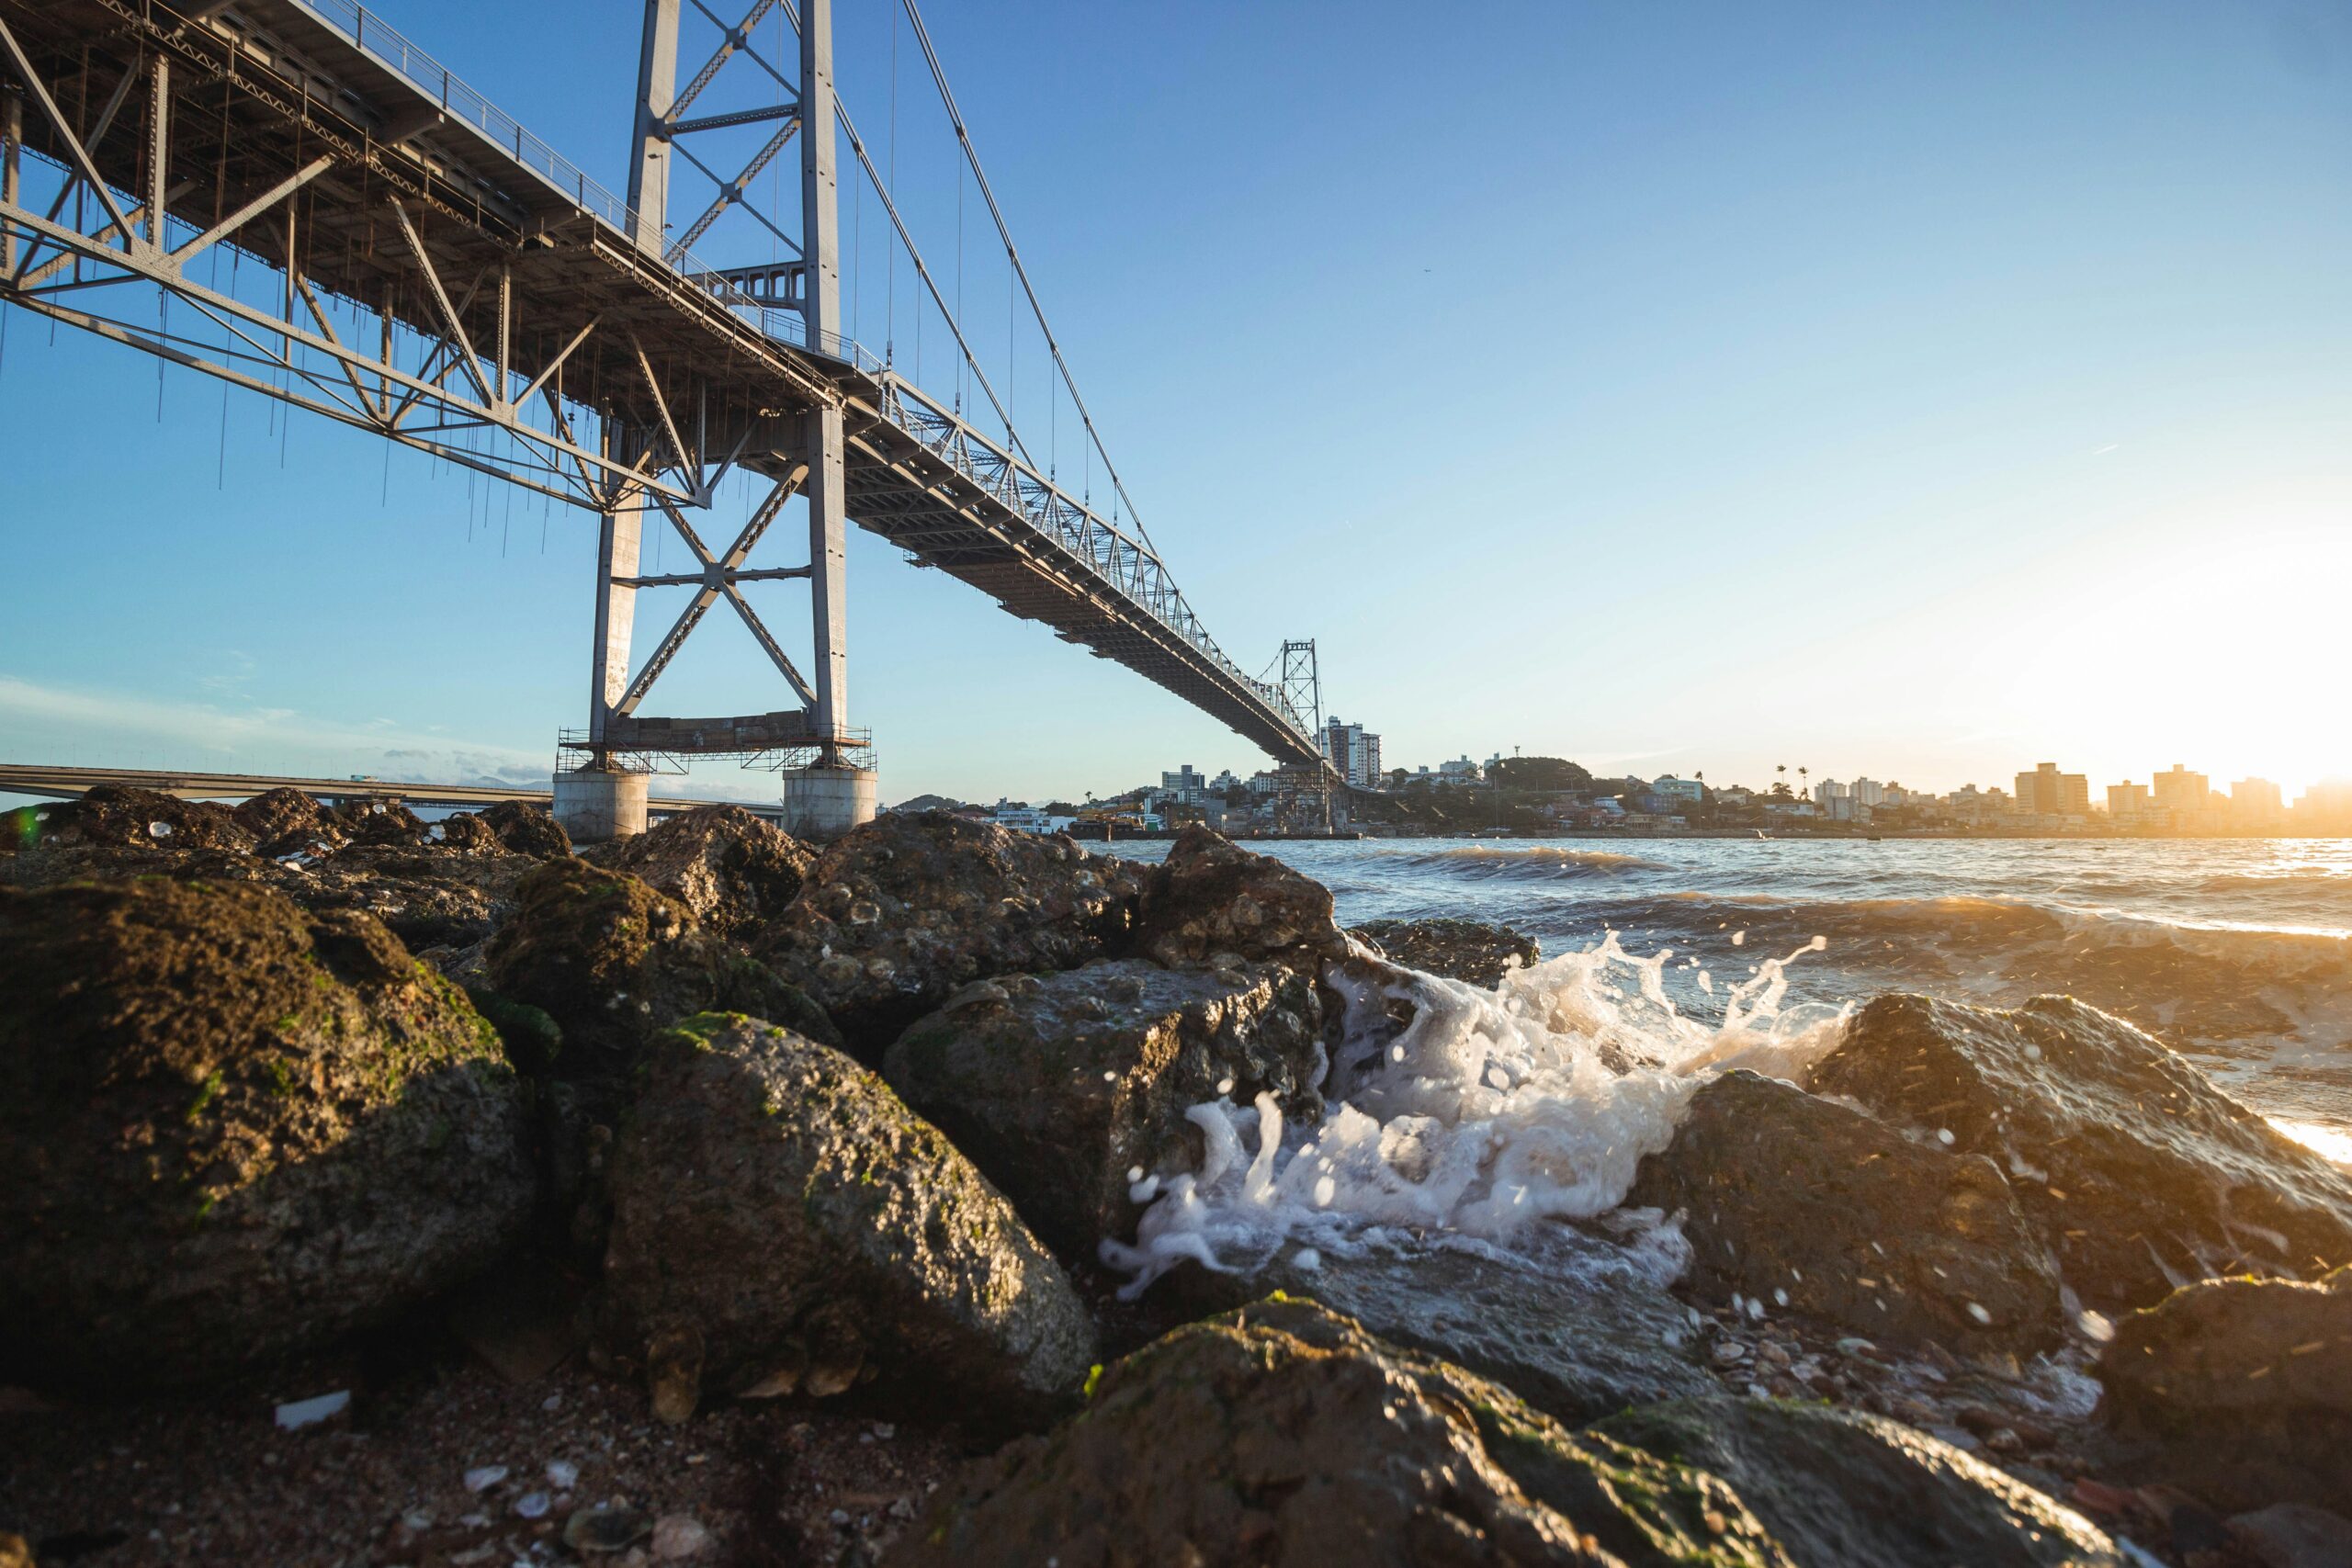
[296,0,883,376]
[874,377,1316,749]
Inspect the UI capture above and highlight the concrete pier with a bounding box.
[778,765,876,840]
[552,767,650,843]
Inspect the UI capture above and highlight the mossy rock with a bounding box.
[886,1295,1788,1568]
[604,1013,1095,1424]
[0,879,535,1390]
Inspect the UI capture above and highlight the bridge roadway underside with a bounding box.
[0,0,1325,769]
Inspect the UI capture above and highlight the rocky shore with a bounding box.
[3,786,2351,1567]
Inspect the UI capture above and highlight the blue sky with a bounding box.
[4,0,2348,806]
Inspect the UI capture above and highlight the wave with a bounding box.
[1378,844,1666,877]
[1103,932,1849,1296]
[1544,893,2352,1063]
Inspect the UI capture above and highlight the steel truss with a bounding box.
[0,26,716,511]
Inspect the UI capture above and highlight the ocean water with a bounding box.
[1095,835,2352,1291]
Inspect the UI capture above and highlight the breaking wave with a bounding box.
[1103,933,1848,1297]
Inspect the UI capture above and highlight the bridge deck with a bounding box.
[0,0,1325,770]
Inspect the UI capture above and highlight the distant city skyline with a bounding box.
[3,0,2346,808]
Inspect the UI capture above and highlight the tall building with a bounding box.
[1852,777,1885,807]
[1323,717,1383,789]
[2231,778,2284,821]
[2151,764,2210,816]
[1813,778,1850,807]
[2107,782,2151,818]
[2014,762,2090,817]
[1159,765,1208,806]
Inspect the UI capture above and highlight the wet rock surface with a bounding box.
[755,812,1144,1055]
[1629,1068,2066,1354]
[1133,824,1352,970]
[0,879,534,1391]
[1351,915,1541,987]
[1233,1240,1718,1426]
[586,804,814,939]
[888,1295,1786,1568]
[1596,1397,2126,1567]
[2099,1265,2352,1511]
[604,1013,1097,1425]
[883,957,1325,1258]
[1811,993,2352,1313]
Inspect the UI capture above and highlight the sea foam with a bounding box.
[1102,931,1848,1296]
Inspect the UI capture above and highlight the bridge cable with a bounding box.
[833,104,1037,470]
[896,0,1157,554]
[886,0,899,366]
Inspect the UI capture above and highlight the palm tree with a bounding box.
[1799,766,1810,797]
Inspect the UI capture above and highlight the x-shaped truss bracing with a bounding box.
[615,464,819,716]
[0,28,702,513]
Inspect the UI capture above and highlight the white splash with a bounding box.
[1102,932,1847,1297]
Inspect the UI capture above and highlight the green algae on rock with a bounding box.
[485,857,838,1067]
[0,878,534,1390]
[603,1013,1097,1425]
[887,1296,1792,1568]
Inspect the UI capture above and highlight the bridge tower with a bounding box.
[557,0,875,842]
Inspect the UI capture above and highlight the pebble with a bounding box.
[565,1506,652,1555]
[650,1515,711,1560]
[547,1460,581,1490]
[1711,1340,1749,1367]
[463,1464,510,1494]
[514,1491,552,1519]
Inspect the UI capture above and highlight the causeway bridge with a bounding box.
[0,0,1334,837]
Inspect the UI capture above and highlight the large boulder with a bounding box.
[478,799,571,858]
[2099,1265,2352,1510]
[45,784,255,852]
[1596,1398,2125,1568]
[0,879,534,1390]
[484,858,837,1074]
[431,811,503,853]
[1809,994,2352,1312]
[1351,916,1540,988]
[329,797,432,848]
[589,804,813,939]
[887,1296,1789,1568]
[754,812,1143,1055]
[883,958,1324,1258]
[231,786,330,852]
[1627,1070,2065,1354]
[1132,825,1351,971]
[602,1013,1096,1423]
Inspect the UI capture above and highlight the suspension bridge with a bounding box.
[0,0,1335,838]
